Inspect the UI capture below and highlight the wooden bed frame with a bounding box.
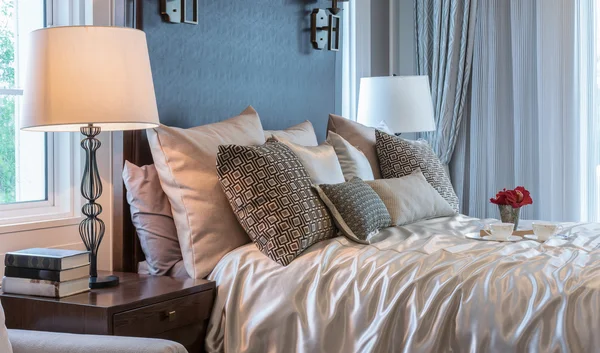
[111,0,149,272]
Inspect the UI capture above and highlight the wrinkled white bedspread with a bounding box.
[206,215,600,353]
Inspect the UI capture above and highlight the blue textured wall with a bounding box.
[141,0,337,141]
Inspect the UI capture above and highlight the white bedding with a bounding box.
[206,215,600,353]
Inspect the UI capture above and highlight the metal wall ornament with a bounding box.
[161,0,198,25]
[311,0,347,51]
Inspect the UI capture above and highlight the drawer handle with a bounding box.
[165,310,176,322]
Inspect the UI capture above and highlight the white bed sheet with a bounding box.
[206,215,600,353]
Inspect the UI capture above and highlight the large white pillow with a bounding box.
[264,121,318,146]
[273,137,345,185]
[0,300,13,353]
[366,169,456,226]
[147,106,265,279]
[326,131,374,181]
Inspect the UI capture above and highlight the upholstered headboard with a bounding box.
[112,0,338,272]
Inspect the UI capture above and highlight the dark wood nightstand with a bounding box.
[0,271,215,353]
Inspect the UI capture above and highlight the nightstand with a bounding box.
[0,271,215,353]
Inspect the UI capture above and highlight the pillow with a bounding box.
[366,169,456,226]
[327,114,382,178]
[216,141,336,266]
[0,300,13,353]
[314,178,391,244]
[271,136,345,185]
[326,131,374,181]
[147,106,265,279]
[122,162,182,276]
[264,121,318,146]
[375,130,460,212]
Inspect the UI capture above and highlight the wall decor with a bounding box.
[161,0,198,24]
[311,0,347,51]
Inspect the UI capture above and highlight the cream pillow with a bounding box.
[366,169,456,226]
[272,137,345,185]
[0,300,13,353]
[326,131,374,181]
[264,121,318,146]
[327,114,382,178]
[147,106,265,279]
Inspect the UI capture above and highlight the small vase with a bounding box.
[498,205,520,231]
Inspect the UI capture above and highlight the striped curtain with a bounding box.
[451,0,600,222]
[415,0,478,165]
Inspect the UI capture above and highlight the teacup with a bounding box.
[483,223,515,240]
[532,222,561,241]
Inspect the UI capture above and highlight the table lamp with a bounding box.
[356,76,436,133]
[20,26,160,289]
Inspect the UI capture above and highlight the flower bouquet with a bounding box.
[490,186,533,230]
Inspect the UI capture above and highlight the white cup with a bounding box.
[532,222,561,241]
[483,223,514,240]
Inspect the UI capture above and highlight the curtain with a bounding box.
[415,0,478,165]
[451,0,600,222]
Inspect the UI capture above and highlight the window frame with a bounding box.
[0,0,87,232]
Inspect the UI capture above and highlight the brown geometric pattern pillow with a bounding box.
[216,141,336,266]
[314,178,392,244]
[375,130,459,212]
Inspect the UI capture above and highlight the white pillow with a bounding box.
[147,106,265,279]
[0,301,13,353]
[264,121,318,146]
[366,169,456,226]
[273,137,345,185]
[326,131,374,181]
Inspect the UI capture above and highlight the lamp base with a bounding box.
[89,275,120,289]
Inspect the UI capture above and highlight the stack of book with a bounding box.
[2,248,91,298]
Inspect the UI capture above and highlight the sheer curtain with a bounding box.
[451,0,600,222]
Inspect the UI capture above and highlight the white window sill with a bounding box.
[0,216,83,235]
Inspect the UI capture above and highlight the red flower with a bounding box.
[490,186,533,208]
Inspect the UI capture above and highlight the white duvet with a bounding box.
[206,215,600,353]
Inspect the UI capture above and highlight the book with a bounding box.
[4,248,89,271]
[1,277,90,298]
[4,264,90,282]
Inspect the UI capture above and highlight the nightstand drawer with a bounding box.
[113,289,214,337]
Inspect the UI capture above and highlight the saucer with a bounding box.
[465,233,521,242]
[524,234,545,242]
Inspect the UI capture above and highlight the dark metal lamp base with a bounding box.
[89,275,120,289]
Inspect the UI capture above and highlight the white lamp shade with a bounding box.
[356,76,436,133]
[21,26,159,132]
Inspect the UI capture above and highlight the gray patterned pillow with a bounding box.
[314,178,392,244]
[375,130,459,212]
[216,141,336,266]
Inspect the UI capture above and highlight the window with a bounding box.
[0,0,46,205]
[0,0,82,228]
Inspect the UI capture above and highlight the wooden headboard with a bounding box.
[112,0,337,272]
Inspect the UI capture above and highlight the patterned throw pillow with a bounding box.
[314,178,392,244]
[375,130,459,212]
[217,141,336,266]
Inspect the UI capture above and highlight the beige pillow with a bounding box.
[264,121,318,146]
[327,114,382,178]
[147,106,265,279]
[326,131,374,181]
[0,300,13,353]
[366,169,456,226]
[272,136,345,185]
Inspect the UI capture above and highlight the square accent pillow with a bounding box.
[375,130,460,212]
[217,141,336,266]
[326,131,374,181]
[147,106,265,279]
[314,177,391,244]
[264,121,318,146]
[122,162,182,276]
[0,300,13,353]
[327,114,382,179]
[271,136,345,185]
[366,169,456,226]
